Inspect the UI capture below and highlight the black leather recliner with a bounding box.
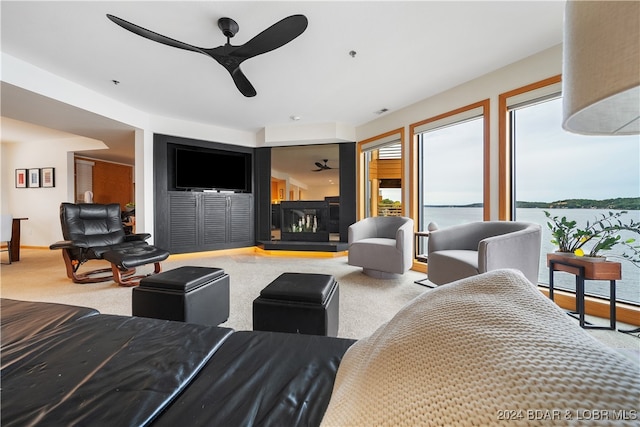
[50,203,169,286]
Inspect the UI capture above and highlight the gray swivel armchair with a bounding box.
[348,216,414,278]
[427,221,542,285]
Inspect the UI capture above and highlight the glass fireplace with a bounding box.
[280,201,329,242]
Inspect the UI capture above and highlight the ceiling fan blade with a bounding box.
[107,13,303,98]
[230,68,257,97]
[107,14,206,56]
[314,162,324,168]
[232,14,308,59]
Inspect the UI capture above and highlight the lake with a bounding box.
[421,207,640,304]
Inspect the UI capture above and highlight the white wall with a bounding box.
[1,136,106,246]
[1,45,563,246]
[356,44,563,219]
[1,53,256,246]
[303,185,339,201]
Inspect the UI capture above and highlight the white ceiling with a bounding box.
[272,143,340,189]
[1,0,565,182]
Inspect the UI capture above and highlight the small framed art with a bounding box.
[28,168,41,188]
[15,169,27,188]
[41,167,55,188]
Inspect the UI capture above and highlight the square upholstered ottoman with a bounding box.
[253,272,339,337]
[133,266,229,326]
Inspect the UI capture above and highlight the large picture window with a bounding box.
[504,79,640,305]
[417,119,484,226]
[410,100,490,260]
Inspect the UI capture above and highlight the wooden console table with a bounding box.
[11,218,28,262]
[546,253,621,330]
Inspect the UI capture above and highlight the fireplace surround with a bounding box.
[280,201,329,242]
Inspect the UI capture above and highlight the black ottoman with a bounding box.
[133,266,230,326]
[253,273,339,337]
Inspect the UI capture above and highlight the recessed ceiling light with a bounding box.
[374,108,389,115]
[290,115,301,121]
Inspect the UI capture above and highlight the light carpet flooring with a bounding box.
[1,248,426,340]
[2,249,639,355]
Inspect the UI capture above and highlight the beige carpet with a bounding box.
[0,248,427,340]
[2,248,639,352]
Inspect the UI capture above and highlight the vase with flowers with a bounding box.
[544,210,640,266]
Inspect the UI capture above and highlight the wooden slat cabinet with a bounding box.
[228,193,254,244]
[169,192,198,252]
[168,192,254,253]
[202,194,227,246]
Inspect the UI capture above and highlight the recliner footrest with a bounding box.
[102,246,170,287]
[103,246,170,270]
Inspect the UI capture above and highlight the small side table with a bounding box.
[546,253,620,330]
[414,231,430,263]
[414,231,436,287]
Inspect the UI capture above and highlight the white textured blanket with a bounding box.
[321,269,639,426]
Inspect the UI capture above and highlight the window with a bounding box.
[503,78,640,305]
[410,101,490,258]
[358,129,405,219]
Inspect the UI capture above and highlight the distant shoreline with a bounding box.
[424,197,640,210]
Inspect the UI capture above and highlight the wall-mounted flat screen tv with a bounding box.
[174,146,251,192]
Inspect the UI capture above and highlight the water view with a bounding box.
[422,207,640,305]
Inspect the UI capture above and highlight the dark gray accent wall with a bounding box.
[153,133,254,252]
[254,142,356,244]
[338,142,356,242]
[254,147,272,242]
[154,134,170,250]
[154,134,356,250]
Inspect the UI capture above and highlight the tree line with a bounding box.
[516,198,640,210]
[424,198,640,210]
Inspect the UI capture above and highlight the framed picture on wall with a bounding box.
[15,169,27,188]
[28,168,41,188]
[41,167,55,188]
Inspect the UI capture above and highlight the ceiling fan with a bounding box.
[312,159,337,172]
[106,13,308,97]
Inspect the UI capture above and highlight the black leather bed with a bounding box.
[0,298,355,427]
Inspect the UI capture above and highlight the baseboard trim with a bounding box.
[167,246,348,259]
[254,247,348,258]
[538,287,639,327]
[409,262,639,327]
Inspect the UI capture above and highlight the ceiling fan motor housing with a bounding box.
[218,17,239,38]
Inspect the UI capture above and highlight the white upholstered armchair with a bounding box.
[348,216,414,278]
[427,221,542,285]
